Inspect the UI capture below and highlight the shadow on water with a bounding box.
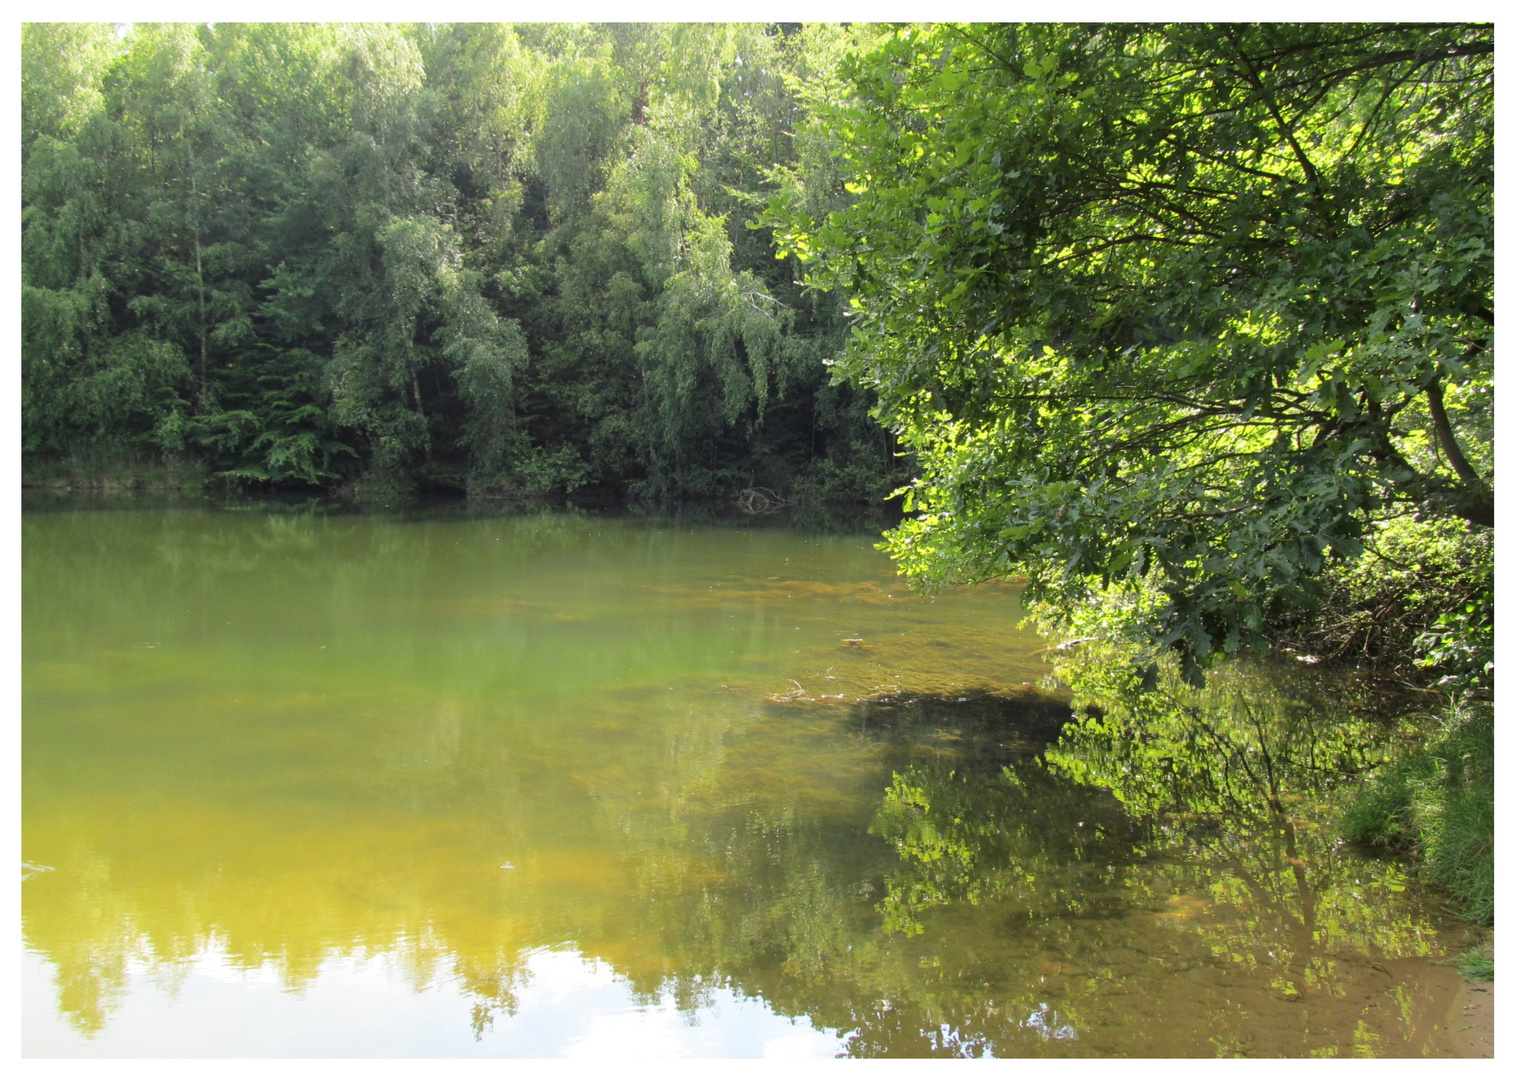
[831,688,1074,753]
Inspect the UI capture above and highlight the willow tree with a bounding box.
[767,23,1493,680]
[535,24,802,497]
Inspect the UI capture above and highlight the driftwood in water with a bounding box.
[736,487,794,514]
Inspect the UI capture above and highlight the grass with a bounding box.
[1341,700,1494,925]
[1454,947,1494,981]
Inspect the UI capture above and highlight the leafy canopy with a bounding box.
[21,23,907,505]
[766,23,1493,681]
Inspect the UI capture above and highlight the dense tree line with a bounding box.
[22,22,901,502]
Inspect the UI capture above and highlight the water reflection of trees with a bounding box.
[1044,650,1445,990]
[564,687,1465,1056]
[712,684,1461,1057]
[27,681,1465,1055]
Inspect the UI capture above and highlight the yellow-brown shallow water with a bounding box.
[21,503,1478,1056]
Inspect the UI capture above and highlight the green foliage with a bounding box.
[1413,586,1494,695]
[21,24,117,152]
[765,24,1494,679]
[22,22,902,505]
[1340,702,1493,924]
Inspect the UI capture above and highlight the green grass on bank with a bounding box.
[1455,947,1494,981]
[1342,701,1494,927]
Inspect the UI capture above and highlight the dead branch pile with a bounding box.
[735,487,794,514]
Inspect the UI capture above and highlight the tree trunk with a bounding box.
[1425,374,1481,488]
[190,166,207,409]
[412,368,432,464]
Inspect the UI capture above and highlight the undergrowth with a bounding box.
[1340,701,1494,925]
[1273,515,1493,692]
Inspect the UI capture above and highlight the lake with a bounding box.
[21,500,1477,1056]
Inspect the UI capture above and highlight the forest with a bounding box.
[22,22,899,504]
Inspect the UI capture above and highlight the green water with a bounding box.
[22,503,1474,1057]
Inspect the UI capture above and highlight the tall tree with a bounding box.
[766,23,1493,680]
[21,23,195,460]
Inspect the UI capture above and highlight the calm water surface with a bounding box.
[21,503,1475,1056]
